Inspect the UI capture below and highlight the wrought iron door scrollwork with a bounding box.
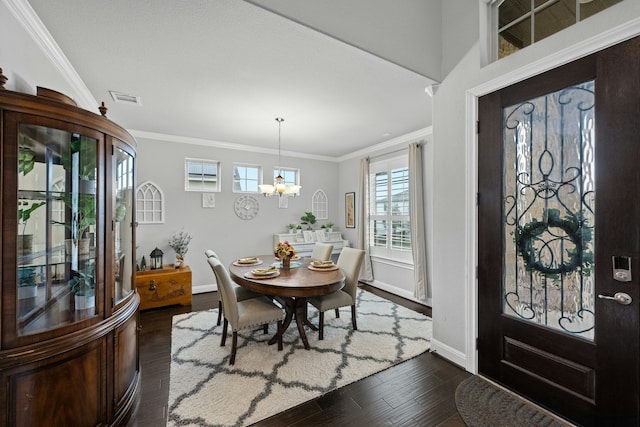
[503,81,596,337]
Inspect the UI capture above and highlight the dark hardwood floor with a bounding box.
[126,285,471,427]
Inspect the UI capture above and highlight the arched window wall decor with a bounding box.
[136,181,164,224]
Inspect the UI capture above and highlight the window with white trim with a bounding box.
[273,167,300,187]
[185,158,220,192]
[136,181,164,224]
[491,0,622,60]
[233,163,261,193]
[369,156,412,261]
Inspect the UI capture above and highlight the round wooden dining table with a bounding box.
[229,255,345,350]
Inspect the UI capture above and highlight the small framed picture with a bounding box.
[303,230,315,243]
[345,192,355,228]
[315,229,327,242]
[202,193,215,208]
[278,196,288,209]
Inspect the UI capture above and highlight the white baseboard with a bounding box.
[193,284,217,294]
[430,338,469,371]
[365,279,432,306]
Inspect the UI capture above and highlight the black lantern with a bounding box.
[150,247,164,270]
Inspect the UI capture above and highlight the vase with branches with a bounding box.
[169,230,192,268]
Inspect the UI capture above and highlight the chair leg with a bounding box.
[277,320,283,351]
[319,311,325,340]
[217,300,222,326]
[263,323,268,334]
[335,308,340,318]
[230,331,237,365]
[351,305,357,330]
[221,319,228,346]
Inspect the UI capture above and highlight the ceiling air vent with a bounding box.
[109,90,142,106]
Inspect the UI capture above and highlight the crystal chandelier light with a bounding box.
[259,117,301,197]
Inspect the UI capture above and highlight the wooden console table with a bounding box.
[135,265,192,310]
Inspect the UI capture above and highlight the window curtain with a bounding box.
[358,157,374,281]
[409,142,428,301]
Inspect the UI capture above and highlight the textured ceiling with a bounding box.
[26,0,436,158]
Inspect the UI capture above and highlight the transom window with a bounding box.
[369,156,411,258]
[185,158,220,192]
[496,0,622,59]
[233,163,261,193]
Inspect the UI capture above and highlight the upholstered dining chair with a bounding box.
[311,243,334,261]
[308,247,365,340]
[204,249,262,326]
[207,257,283,365]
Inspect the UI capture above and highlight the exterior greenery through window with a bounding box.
[496,0,622,59]
[233,164,261,192]
[185,158,220,192]
[370,157,411,254]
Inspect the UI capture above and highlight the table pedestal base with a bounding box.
[268,297,317,350]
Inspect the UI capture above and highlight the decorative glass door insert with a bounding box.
[503,80,595,340]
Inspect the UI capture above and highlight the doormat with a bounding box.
[455,376,573,427]
[168,289,432,426]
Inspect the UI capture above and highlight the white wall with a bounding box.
[431,0,640,369]
[135,135,340,292]
[249,0,443,80]
[0,1,78,99]
[337,130,434,305]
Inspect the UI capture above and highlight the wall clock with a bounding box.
[234,195,259,220]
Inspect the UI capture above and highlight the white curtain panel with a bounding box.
[358,157,374,281]
[409,142,428,301]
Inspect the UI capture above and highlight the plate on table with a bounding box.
[308,263,339,272]
[244,270,280,279]
[274,255,301,261]
[233,257,263,266]
[245,268,280,279]
[310,260,335,268]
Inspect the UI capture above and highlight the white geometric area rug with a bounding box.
[167,289,432,427]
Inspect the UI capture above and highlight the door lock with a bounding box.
[598,292,632,305]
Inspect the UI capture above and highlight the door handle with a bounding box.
[149,279,156,291]
[598,292,632,305]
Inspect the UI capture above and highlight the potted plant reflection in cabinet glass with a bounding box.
[68,263,95,310]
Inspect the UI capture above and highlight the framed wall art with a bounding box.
[345,192,355,228]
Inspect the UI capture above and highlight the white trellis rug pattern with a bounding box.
[168,289,432,427]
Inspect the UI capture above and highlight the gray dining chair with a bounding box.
[311,243,333,261]
[207,257,283,365]
[204,249,263,326]
[308,247,365,340]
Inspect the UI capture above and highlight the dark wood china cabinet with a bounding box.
[0,69,139,426]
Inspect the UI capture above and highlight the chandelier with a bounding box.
[259,117,301,197]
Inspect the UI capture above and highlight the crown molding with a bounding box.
[336,126,432,162]
[4,0,98,111]
[129,130,339,162]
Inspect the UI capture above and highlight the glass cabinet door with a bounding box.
[17,122,101,337]
[113,144,135,306]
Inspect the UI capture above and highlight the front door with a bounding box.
[478,36,640,426]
